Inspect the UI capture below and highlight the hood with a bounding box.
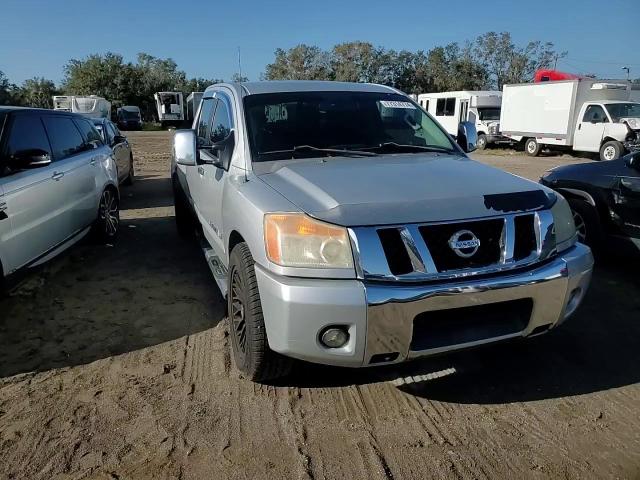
[257,154,552,226]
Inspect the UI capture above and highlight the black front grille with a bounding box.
[410,298,533,350]
[514,214,536,260]
[419,219,504,272]
[377,228,413,276]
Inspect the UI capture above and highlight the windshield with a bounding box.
[244,91,455,161]
[605,103,640,122]
[478,107,500,121]
[120,110,140,120]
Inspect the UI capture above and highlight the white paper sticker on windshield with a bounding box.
[379,100,416,109]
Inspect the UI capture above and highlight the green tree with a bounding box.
[264,44,332,80]
[19,77,59,108]
[0,70,20,106]
[474,32,565,89]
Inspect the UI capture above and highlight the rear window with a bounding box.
[42,116,86,160]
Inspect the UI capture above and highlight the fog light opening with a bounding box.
[565,287,583,317]
[320,327,349,348]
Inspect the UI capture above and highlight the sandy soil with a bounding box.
[1,132,639,480]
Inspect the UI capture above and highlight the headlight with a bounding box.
[264,213,354,269]
[550,195,576,252]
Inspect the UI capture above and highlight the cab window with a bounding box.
[583,105,609,124]
[210,97,232,143]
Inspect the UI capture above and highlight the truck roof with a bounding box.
[207,81,399,96]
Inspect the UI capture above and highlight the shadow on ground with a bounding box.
[283,257,640,403]
[0,176,223,378]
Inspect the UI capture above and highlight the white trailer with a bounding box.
[154,91,184,127]
[52,95,111,119]
[186,92,204,124]
[417,91,507,149]
[500,79,640,160]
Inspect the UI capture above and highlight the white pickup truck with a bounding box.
[171,81,593,382]
[500,79,640,160]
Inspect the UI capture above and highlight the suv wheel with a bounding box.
[599,140,623,161]
[567,198,601,250]
[92,188,119,242]
[228,242,293,382]
[476,133,487,150]
[525,138,541,156]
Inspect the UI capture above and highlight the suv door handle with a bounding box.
[90,157,97,166]
[197,166,205,176]
[52,171,64,181]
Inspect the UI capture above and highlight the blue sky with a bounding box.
[1,0,639,85]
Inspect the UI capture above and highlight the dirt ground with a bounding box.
[1,131,639,480]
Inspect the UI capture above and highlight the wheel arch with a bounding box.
[555,185,610,231]
[228,230,246,258]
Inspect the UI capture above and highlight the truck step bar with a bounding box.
[203,247,228,297]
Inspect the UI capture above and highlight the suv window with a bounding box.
[196,98,217,147]
[4,114,52,160]
[106,122,118,144]
[436,98,455,116]
[583,105,608,124]
[210,96,232,143]
[42,116,86,160]
[74,118,103,148]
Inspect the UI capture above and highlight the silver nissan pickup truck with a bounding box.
[171,81,594,382]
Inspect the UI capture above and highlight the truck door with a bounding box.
[614,160,640,239]
[195,92,234,256]
[573,104,608,153]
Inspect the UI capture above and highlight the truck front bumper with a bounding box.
[255,243,593,368]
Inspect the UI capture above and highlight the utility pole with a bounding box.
[622,66,630,80]
[553,54,558,70]
[238,47,243,81]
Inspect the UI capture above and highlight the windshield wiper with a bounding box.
[360,142,456,154]
[259,145,377,158]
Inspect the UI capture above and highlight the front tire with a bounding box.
[599,140,623,161]
[476,133,487,150]
[525,138,541,156]
[92,188,119,243]
[567,198,602,250]
[228,243,293,382]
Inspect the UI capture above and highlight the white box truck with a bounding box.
[154,91,184,128]
[500,79,640,160]
[186,92,203,123]
[52,95,111,119]
[417,91,508,149]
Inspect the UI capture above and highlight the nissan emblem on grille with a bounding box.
[448,230,481,258]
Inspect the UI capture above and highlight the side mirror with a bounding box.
[10,149,51,169]
[457,121,477,153]
[174,129,197,166]
[210,130,235,171]
[112,134,127,145]
[624,151,640,170]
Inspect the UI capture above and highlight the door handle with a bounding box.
[0,201,7,220]
[578,123,581,130]
[52,171,64,181]
[90,157,97,166]
[197,166,205,176]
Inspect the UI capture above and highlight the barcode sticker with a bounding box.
[380,100,416,109]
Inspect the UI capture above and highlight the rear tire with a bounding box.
[476,133,487,150]
[228,243,293,382]
[525,138,541,157]
[599,140,623,161]
[567,198,602,251]
[92,188,119,243]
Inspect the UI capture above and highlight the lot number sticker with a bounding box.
[380,100,416,109]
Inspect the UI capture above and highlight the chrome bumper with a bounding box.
[255,243,593,368]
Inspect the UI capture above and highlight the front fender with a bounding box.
[603,123,629,142]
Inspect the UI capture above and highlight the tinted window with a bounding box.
[210,98,232,143]
[75,118,103,147]
[436,98,455,116]
[197,98,216,147]
[244,91,454,162]
[4,114,51,159]
[42,116,85,160]
[583,105,608,124]
[106,122,118,143]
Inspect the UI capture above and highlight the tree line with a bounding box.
[1,31,637,118]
